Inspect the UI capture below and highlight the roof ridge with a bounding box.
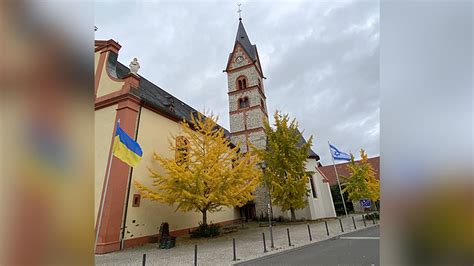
[116,61,200,113]
[114,61,231,135]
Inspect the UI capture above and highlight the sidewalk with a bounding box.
[95,214,378,266]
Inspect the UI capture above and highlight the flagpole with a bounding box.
[95,121,118,253]
[328,141,348,216]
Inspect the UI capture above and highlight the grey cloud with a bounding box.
[95,0,379,165]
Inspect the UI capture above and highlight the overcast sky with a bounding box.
[95,0,379,165]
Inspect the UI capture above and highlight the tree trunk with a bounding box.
[290,208,296,222]
[202,210,207,225]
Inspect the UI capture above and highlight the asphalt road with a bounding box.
[236,226,379,266]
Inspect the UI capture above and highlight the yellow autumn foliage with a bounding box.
[134,112,261,225]
[341,149,380,202]
[257,111,314,221]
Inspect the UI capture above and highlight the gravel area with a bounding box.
[95,214,378,266]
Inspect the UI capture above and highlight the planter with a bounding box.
[159,237,176,249]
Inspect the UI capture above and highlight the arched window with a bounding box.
[309,176,318,198]
[244,97,250,107]
[238,97,250,109]
[237,76,247,90]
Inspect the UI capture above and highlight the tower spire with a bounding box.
[237,3,242,21]
[234,19,256,61]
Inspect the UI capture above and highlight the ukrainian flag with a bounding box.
[112,122,143,167]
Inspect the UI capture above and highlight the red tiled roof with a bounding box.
[318,156,380,186]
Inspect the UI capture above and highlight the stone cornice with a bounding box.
[226,62,264,78]
[95,39,121,53]
[229,104,268,117]
[230,127,265,136]
[228,85,266,100]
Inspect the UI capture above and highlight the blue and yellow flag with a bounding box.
[112,122,142,167]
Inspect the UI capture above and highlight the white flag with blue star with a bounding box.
[329,143,351,161]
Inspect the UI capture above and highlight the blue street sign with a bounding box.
[360,199,371,208]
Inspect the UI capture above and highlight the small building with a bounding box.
[318,156,380,213]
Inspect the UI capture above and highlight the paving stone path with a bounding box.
[95,214,378,266]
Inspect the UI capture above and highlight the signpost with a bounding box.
[360,199,371,210]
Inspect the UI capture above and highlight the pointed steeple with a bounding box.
[235,20,257,61]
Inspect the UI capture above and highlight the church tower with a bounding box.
[225,18,268,153]
[225,17,269,218]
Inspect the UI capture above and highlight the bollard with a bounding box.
[142,254,146,266]
[262,232,267,253]
[372,215,376,225]
[339,218,344,232]
[362,215,366,227]
[194,245,197,266]
[287,228,292,246]
[352,216,357,230]
[325,220,330,236]
[232,238,236,261]
[307,224,312,241]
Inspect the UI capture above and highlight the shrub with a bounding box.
[190,223,221,238]
[364,212,380,220]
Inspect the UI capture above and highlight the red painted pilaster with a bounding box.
[95,74,141,254]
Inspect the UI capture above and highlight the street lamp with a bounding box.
[259,161,274,249]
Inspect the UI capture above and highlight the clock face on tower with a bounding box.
[235,56,244,64]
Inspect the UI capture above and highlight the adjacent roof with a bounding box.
[107,50,231,139]
[296,132,320,160]
[235,21,257,61]
[318,156,380,186]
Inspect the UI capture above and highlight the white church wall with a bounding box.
[272,207,311,221]
[306,159,337,220]
[269,159,336,221]
[321,176,337,217]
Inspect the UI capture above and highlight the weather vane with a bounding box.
[237,3,242,20]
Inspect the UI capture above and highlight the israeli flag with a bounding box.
[329,143,351,161]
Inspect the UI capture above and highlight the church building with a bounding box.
[94,18,335,254]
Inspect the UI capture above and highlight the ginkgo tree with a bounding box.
[134,112,261,226]
[341,149,380,208]
[258,111,313,221]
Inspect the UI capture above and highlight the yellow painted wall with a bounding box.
[94,104,117,224]
[124,108,240,240]
[95,51,125,98]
